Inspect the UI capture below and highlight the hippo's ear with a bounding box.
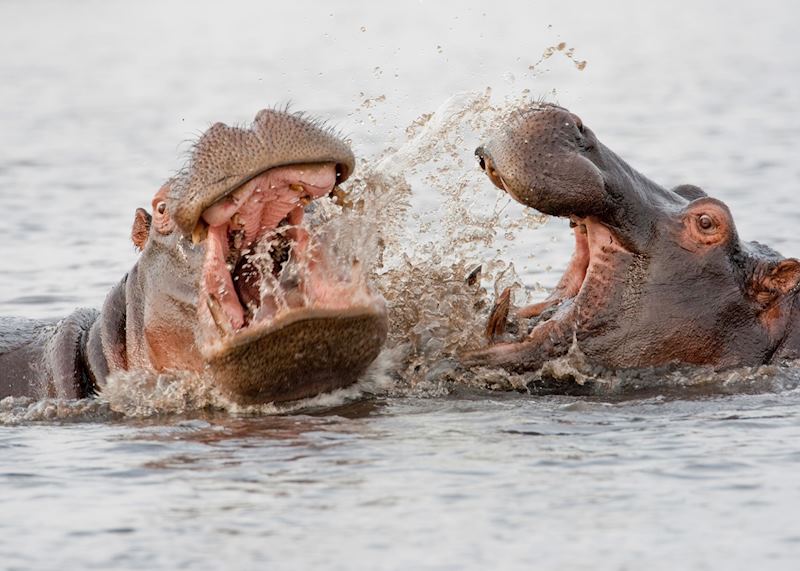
[763,259,800,295]
[131,208,152,251]
[750,259,800,307]
[673,184,708,201]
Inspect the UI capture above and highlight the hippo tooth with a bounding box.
[206,297,233,337]
[289,183,305,193]
[192,220,209,245]
[231,228,245,251]
[201,182,258,226]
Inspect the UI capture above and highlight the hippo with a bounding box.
[466,103,800,375]
[0,109,388,404]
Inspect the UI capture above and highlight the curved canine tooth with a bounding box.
[204,224,245,330]
[485,287,512,341]
[289,183,305,193]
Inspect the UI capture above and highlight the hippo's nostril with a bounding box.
[475,147,487,171]
[475,149,505,192]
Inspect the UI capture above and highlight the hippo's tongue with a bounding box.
[200,163,337,333]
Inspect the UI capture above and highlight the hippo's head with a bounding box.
[468,104,800,372]
[123,109,387,404]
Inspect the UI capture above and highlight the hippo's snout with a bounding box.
[475,104,612,220]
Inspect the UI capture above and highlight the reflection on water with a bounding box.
[2,0,800,569]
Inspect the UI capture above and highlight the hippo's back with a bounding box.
[0,317,58,398]
[0,317,56,355]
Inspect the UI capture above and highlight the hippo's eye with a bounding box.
[697,214,716,232]
[156,201,167,215]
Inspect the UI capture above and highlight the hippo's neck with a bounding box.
[598,142,677,206]
[594,142,684,250]
[83,275,130,392]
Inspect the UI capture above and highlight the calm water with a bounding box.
[2,0,800,569]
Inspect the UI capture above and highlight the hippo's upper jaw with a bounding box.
[169,109,355,238]
[466,103,800,375]
[128,109,387,405]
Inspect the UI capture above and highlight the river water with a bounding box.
[2,0,800,569]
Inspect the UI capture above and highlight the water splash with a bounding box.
[529,41,588,73]
[348,90,549,385]
[0,395,116,424]
[101,346,399,419]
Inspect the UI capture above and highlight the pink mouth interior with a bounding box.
[200,163,337,335]
[517,216,618,321]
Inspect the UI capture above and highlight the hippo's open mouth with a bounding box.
[187,160,387,404]
[482,212,631,351]
[195,162,342,339]
[478,148,631,338]
[190,157,390,364]
[468,129,637,371]
[529,216,629,319]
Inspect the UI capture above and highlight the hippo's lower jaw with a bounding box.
[191,162,388,404]
[204,305,387,405]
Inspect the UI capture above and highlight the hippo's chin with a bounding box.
[203,304,387,405]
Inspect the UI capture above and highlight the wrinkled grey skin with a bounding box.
[0,109,387,403]
[467,104,800,373]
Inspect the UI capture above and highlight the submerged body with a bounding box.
[468,104,800,373]
[0,109,387,404]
